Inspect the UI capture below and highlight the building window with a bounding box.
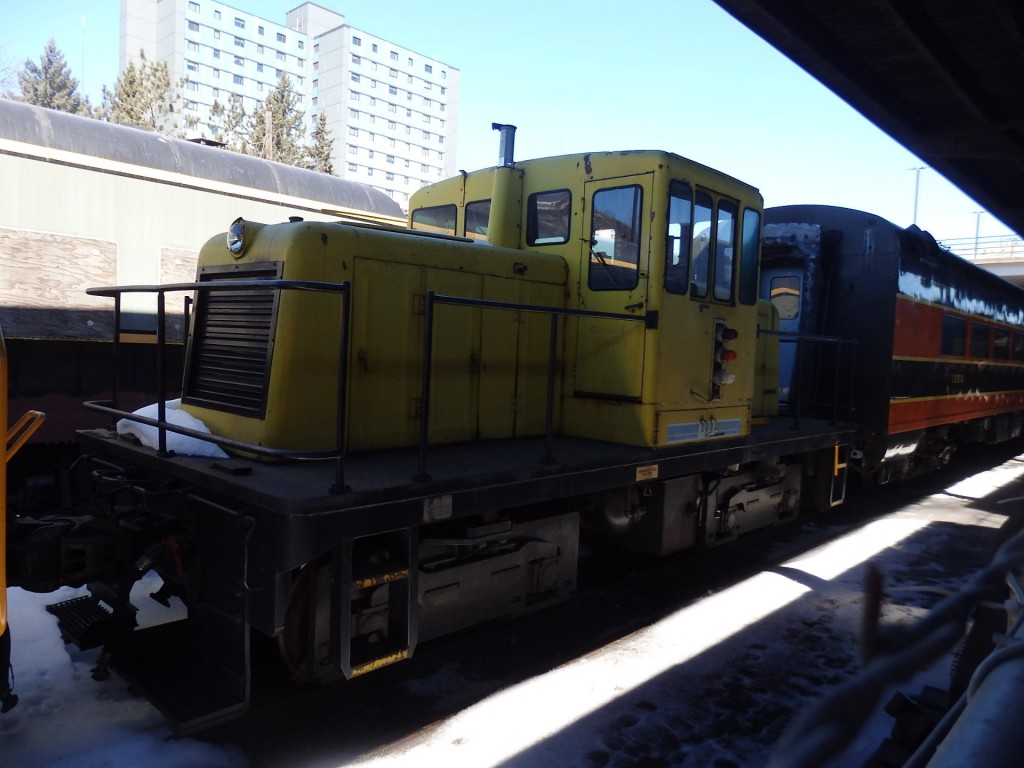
[348,162,357,172]
[297,58,304,66]
[276,50,285,61]
[372,43,378,52]
[390,51,398,61]
[388,85,397,95]
[234,37,244,47]
[188,1,199,11]
[256,81,263,91]
[186,80,197,90]
[234,55,243,66]
[213,29,220,39]
[257,44,263,53]
[214,9,220,19]
[407,57,413,66]
[350,91,360,101]
[235,17,245,28]
[298,40,304,49]
[233,74,244,85]
[188,20,199,32]
[186,60,198,72]
[187,41,199,52]
[348,145,358,155]
[350,109,359,118]
[277,32,286,43]
[349,127,359,136]
[387,155,395,163]
[352,54,361,64]
[213,68,220,78]
[351,73,360,83]
[389,68,397,78]
[258,26,264,36]
[212,87,219,97]
[352,35,361,46]
[257,63,263,73]
[425,64,432,74]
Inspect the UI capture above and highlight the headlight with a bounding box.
[227,217,245,255]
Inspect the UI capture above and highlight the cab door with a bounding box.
[574,176,652,399]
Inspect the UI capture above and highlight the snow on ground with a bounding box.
[1,456,1020,768]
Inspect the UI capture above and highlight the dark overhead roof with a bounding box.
[712,0,1024,237]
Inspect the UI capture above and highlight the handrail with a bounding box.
[757,327,857,428]
[415,291,649,481]
[84,278,353,492]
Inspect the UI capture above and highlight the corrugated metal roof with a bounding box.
[0,98,406,219]
[713,0,1024,237]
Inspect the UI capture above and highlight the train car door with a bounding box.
[574,175,652,399]
[760,260,804,405]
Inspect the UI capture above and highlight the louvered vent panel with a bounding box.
[182,265,281,418]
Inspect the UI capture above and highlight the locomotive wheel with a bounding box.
[277,559,326,682]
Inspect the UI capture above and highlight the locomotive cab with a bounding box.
[410,149,767,449]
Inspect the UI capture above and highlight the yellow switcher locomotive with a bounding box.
[5,134,851,731]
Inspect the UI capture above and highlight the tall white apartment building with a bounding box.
[121,1,460,208]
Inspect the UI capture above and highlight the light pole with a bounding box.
[973,211,984,258]
[910,167,925,225]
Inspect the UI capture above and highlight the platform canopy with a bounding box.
[713,0,1024,238]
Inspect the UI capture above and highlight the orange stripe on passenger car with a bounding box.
[888,392,1024,434]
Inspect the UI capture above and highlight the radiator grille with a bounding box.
[182,263,281,418]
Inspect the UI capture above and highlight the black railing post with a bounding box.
[332,282,351,493]
[542,313,558,465]
[157,291,168,455]
[111,294,122,415]
[415,291,435,482]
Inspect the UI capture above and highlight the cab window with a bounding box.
[739,208,761,305]
[526,189,571,245]
[665,181,692,295]
[713,201,737,301]
[588,185,642,291]
[411,204,456,235]
[690,191,714,298]
[465,200,490,240]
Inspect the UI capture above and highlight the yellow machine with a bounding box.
[182,147,766,455]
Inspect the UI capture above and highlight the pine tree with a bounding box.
[16,39,90,115]
[246,73,305,166]
[0,44,17,98]
[100,50,182,133]
[209,94,249,151]
[307,111,335,175]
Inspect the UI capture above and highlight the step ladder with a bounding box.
[331,527,419,678]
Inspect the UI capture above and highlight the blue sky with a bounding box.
[0,0,1015,242]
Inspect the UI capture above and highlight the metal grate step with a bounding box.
[46,596,114,650]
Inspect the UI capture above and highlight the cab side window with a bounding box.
[526,189,571,245]
[411,204,457,235]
